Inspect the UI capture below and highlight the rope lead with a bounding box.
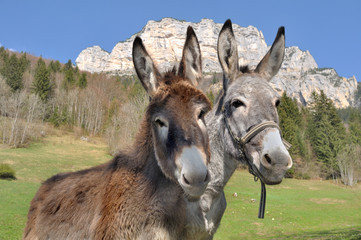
[222,107,289,219]
[258,181,266,219]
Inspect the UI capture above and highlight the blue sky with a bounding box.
[0,0,360,81]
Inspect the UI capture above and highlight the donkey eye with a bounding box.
[231,100,245,109]
[198,110,205,120]
[155,118,166,128]
[275,99,281,107]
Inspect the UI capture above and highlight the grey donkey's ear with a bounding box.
[178,26,202,86]
[255,27,285,81]
[217,19,239,90]
[133,36,161,97]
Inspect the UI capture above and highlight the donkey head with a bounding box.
[133,27,211,198]
[217,20,292,184]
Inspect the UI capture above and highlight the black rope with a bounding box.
[222,107,267,219]
[222,106,291,219]
[258,181,266,219]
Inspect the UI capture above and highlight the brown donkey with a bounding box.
[23,27,211,240]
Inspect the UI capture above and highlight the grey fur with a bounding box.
[184,20,292,239]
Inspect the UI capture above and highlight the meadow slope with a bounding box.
[0,135,360,240]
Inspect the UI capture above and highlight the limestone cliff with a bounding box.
[76,18,357,108]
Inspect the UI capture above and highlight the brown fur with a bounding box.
[24,30,211,240]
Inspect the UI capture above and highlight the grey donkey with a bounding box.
[184,19,293,239]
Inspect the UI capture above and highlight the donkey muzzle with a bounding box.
[177,146,210,198]
[259,129,292,184]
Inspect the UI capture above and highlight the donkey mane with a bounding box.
[162,66,178,83]
[239,65,251,73]
[43,164,106,186]
[151,75,210,106]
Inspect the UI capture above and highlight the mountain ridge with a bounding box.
[75,18,357,108]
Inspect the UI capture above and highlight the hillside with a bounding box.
[76,18,357,108]
[1,25,360,186]
[0,46,142,152]
[1,134,360,239]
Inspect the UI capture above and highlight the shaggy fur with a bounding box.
[24,27,211,240]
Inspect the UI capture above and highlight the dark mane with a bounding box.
[162,66,180,85]
[239,65,251,73]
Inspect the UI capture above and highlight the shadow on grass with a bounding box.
[270,227,361,240]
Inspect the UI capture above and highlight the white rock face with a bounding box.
[76,46,110,73]
[272,68,357,108]
[76,18,268,74]
[76,18,357,108]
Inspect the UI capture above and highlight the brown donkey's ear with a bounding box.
[133,36,161,97]
[178,26,203,86]
[217,19,239,90]
[255,26,285,81]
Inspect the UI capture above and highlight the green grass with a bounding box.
[1,134,361,239]
[0,134,111,240]
[214,171,361,239]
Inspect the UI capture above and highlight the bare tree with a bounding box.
[105,92,148,155]
[21,94,43,145]
[0,76,45,147]
[7,90,27,146]
[337,144,361,186]
[0,76,11,143]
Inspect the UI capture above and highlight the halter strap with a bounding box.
[222,107,291,219]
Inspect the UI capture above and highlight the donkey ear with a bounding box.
[255,26,285,81]
[217,19,239,88]
[178,26,202,86]
[133,37,161,97]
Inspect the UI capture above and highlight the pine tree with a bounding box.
[33,58,52,102]
[308,90,346,178]
[78,73,87,89]
[64,59,73,72]
[19,53,29,71]
[48,60,61,73]
[61,60,76,90]
[278,92,303,156]
[348,108,361,144]
[0,46,5,56]
[0,53,28,91]
[62,69,75,90]
[0,47,9,65]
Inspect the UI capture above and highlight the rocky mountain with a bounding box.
[76,18,357,108]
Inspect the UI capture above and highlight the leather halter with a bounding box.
[222,107,291,219]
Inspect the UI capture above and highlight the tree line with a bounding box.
[0,47,360,185]
[278,91,361,186]
[0,47,146,152]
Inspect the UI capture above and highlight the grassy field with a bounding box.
[0,134,111,240]
[215,171,361,239]
[1,135,361,240]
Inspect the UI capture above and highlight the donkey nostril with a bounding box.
[287,157,293,169]
[265,154,272,165]
[204,171,210,183]
[183,174,190,185]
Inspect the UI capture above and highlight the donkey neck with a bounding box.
[205,96,239,194]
